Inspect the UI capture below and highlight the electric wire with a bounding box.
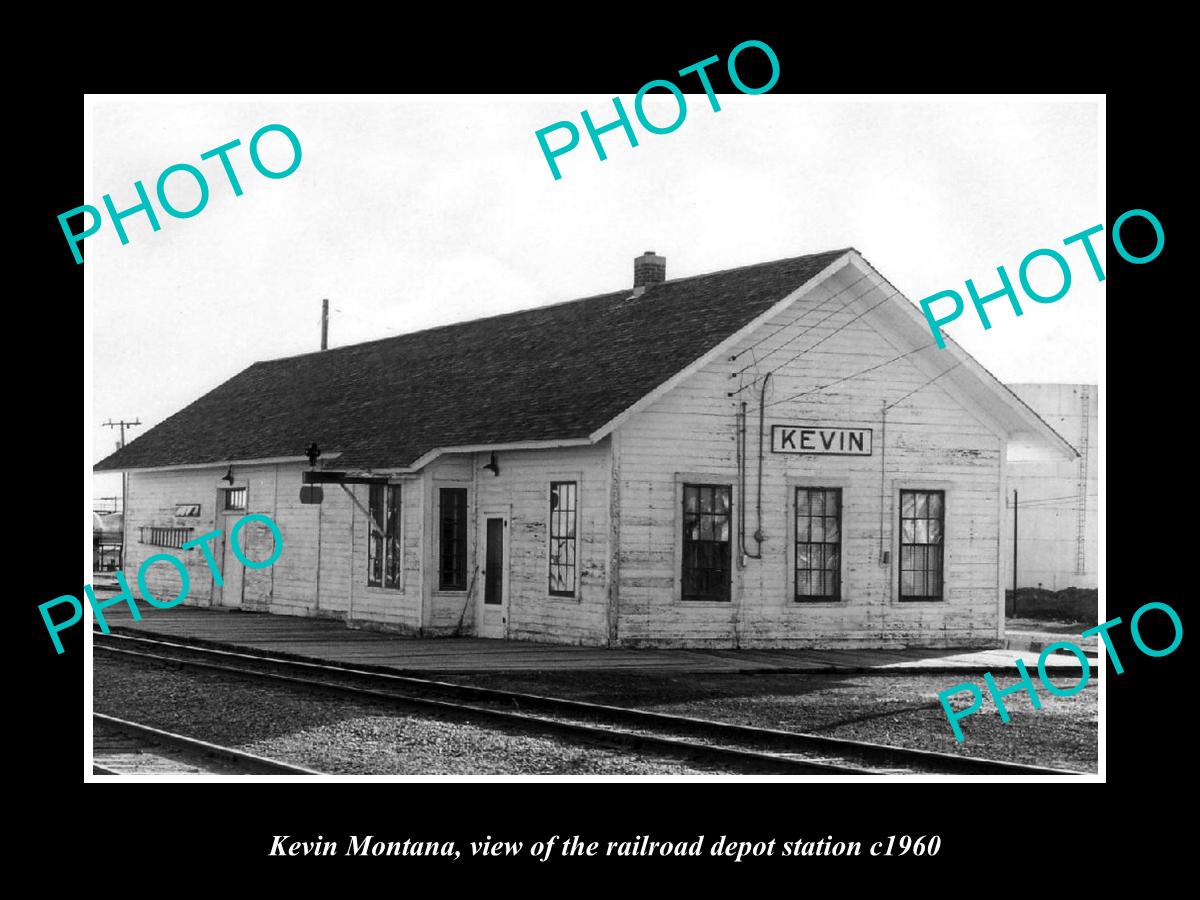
[764,344,933,410]
[883,360,965,411]
[731,288,898,396]
[730,272,872,366]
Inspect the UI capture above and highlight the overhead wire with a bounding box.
[731,287,898,396]
[883,360,965,411]
[730,272,872,367]
[764,344,933,410]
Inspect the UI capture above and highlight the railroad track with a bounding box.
[94,631,1082,776]
[93,711,322,776]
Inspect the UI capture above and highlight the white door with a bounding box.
[213,496,245,608]
[477,514,508,638]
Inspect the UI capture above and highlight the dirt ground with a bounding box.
[451,670,1098,772]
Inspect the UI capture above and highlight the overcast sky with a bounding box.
[89,96,1101,503]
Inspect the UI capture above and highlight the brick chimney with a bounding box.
[632,251,666,296]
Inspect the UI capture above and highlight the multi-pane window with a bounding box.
[548,482,577,596]
[681,484,732,602]
[795,487,842,601]
[439,488,468,590]
[368,484,402,589]
[223,487,246,511]
[899,489,945,601]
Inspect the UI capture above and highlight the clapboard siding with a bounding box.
[124,468,226,609]
[613,268,1004,648]
[125,463,426,630]
[346,475,424,631]
[468,442,612,644]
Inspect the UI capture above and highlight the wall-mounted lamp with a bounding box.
[483,452,500,477]
[221,465,235,485]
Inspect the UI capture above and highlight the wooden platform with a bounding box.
[91,606,1090,675]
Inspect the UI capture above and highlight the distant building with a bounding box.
[1005,384,1098,591]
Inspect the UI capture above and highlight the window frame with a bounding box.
[366,482,403,590]
[897,488,946,602]
[367,483,385,588]
[547,480,579,598]
[678,480,734,604]
[437,487,470,592]
[222,486,247,512]
[791,485,844,603]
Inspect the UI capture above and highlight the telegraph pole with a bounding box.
[103,418,140,569]
[103,418,141,456]
[321,298,329,350]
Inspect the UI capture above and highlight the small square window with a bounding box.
[224,487,247,511]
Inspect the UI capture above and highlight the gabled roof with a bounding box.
[96,246,1078,475]
[95,249,851,473]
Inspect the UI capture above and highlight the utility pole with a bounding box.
[104,418,141,455]
[321,298,329,350]
[103,418,140,570]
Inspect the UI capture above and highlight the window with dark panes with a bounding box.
[899,489,945,601]
[795,487,842,601]
[367,484,384,587]
[439,488,468,590]
[549,481,577,596]
[224,487,246,511]
[681,484,732,602]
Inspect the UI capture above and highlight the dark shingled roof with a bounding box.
[95,249,850,472]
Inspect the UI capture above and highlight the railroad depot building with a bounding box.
[96,249,1077,649]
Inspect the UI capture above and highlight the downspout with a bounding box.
[879,403,887,564]
[738,374,769,560]
[755,373,769,551]
[734,402,746,645]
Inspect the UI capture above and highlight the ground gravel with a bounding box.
[94,656,731,775]
[450,671,1098,773]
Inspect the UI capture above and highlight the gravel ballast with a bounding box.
[450,670,1098,773]
[94,656,734,775]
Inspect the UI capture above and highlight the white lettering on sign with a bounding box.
[771,425,873,456]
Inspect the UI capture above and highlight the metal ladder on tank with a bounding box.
[1074,387,1091,576]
